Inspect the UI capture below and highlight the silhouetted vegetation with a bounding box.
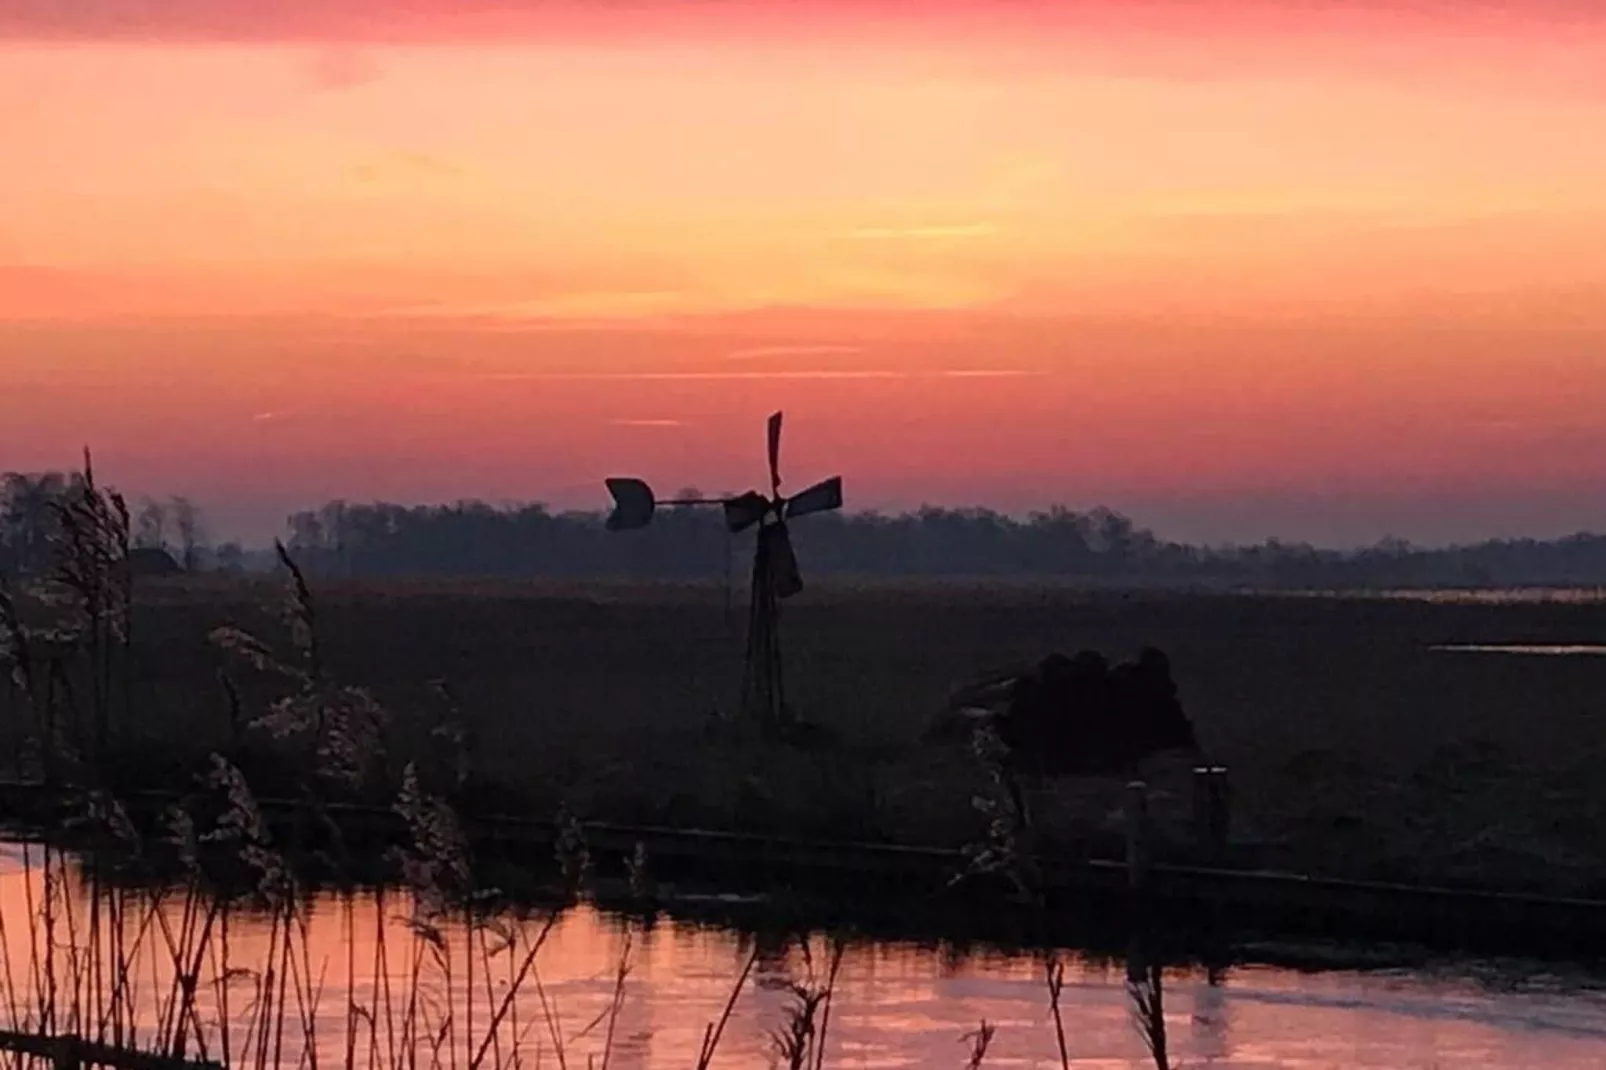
[0,455,1167,1070]
[10,462,1606,907]
[2,469,212,576]
[12,468,1606,588]
[279,497,1606,589]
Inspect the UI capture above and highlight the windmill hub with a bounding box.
[604,411,843,733]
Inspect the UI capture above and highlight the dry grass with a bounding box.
[0,536,791,1070]
[0,495,1197,1070]
[9,569,1606,896]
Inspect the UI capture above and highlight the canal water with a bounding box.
[3,844,1606,1068]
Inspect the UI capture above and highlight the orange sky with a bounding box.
[4,1,1606,545]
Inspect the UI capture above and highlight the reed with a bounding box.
[0,453,1174,1069]
[1127,960,1171,1070]
[1043,954,1072,1070]
[961,1020,996,1070]
[0,477,781,1070]
[765,935,845,1070]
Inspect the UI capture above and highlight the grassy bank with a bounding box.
[0,523,1145,1068]
[8,568,1606,897]
[0,497,1599,1068]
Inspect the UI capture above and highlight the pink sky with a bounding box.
[4,0,1606,545]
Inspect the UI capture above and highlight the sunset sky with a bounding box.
[5,0,1606,546]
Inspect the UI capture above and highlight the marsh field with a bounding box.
[12,573,1602,900]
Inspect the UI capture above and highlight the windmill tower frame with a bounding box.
[604,411,842,734]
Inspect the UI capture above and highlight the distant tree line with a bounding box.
[10,468,1606,589]
[278,496,1606,591]
[1,469,242,576]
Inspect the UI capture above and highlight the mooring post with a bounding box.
[1192,765,1230,864]
[1125,780,1150,894]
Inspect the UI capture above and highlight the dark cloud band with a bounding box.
[3,1,1599,43]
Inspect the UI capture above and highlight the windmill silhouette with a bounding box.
[604,411,843,733]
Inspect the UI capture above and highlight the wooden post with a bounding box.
[1126,930,1148,984]
[1125,780,1150,894]
[1192,765,1230,864]
[0,1029,222,1070]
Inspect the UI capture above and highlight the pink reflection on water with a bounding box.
[0,850,1604,1068]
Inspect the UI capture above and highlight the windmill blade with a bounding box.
[766,410,783,498]
[723,490,770,533]
[764,523,804,599]
[604,477,656,531]
[784,475,843,520]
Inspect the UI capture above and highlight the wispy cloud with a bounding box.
[483,370,907,382]
[350,150,461,185]
[608,418,686,428]
[306,46,380,91]
[938,369,1044,378]
[480,368,1047,382]
[839,224,998,241]
[383,292,692,321]
[725,344,865,362]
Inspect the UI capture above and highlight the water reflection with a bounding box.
[1292,588,1606,606]
[2,846,1606,1068]
[1431,644,1606,656]
[1191,968,1230,1066]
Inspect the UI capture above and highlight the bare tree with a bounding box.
[319,499,350,575]
[215,541,245,574]
[2,472,68,572]
[286,509,324,553]
[171,496,203,571]
[135,498,169,552]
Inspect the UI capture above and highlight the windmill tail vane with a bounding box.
[603,410,843,733]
